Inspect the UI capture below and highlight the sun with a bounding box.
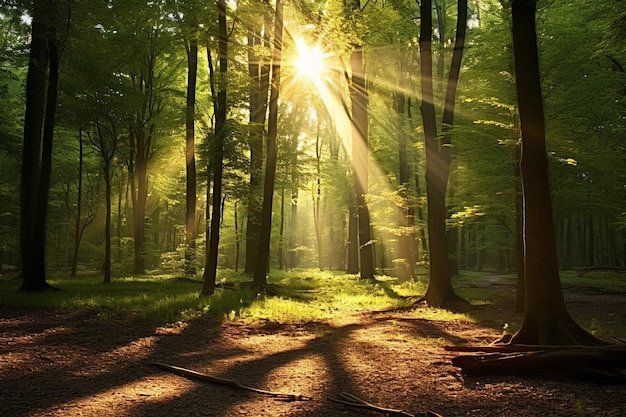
[294,38,327,80]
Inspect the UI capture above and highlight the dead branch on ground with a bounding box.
[153,362,311,401]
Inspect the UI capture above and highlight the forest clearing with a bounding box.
[1,270,625,417]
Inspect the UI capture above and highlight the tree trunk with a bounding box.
[514,139,525,312]
[314,124,323,270]
[103,162,113,284]
[288,187,298,268]
[71,129,84,277]
[347,205,359,273]
[202,0,228,296]
[419,0,463,305]
[350,47,375,280]
[253,0,283,286]
[185,35,198,278]
[395,74,416,282]
[245,7,271,274]
[19,1,58,292]
[510,0,602,345]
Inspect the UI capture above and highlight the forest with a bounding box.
[1,0,626,415]
[0,0,622,285]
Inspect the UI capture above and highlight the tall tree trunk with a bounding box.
[441,0,466,279]
[245,6,271,274]
[509,0,602,345]
[514,138,525,312]
[71,129,84,277]
[419,0,462,305]
[314,124,323,270]
[350,47,375,280]
[202,0,228,296]
[395,85,416,282]
[131,125,149,274]
[20,1,58,292]
[253,0,283,286]
[185,35,198,278]
[288,187,299,268]
[103,162,113,284]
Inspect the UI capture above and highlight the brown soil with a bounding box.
[1,280,625,417]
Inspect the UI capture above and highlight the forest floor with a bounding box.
[1,276,625,417]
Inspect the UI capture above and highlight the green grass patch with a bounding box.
[0,270,424,325]
[2,269,622,335]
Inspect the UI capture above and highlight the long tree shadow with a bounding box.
[1,281,518,417]
[133,318,368,416]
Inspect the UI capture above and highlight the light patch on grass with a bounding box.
[407,305,476,323]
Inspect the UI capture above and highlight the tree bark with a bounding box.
[19,1,58,292]
[395,58,416,282]
[185,34,198,278]
[350,47,375,280]
[245,5,271,274]
[202,0,228,296]
[510,0,602,345]
[253,0,283,286]
[418,0,463,305]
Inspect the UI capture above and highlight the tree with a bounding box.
[244,0,271,274]
[418,0,465,305]
[87,116,120,284]
[19,0,65,292]
[339,0,376,280]
[350,42,375,280]
[253,0,283,286]
[184,11,199,278]
[0,8,29,273]
[201,0,229,296]
[509,0,602,345]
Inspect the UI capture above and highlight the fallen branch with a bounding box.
[330,392,443,417]
[450,345,626,383]
[153,362,311,401]
[445,344,590,353]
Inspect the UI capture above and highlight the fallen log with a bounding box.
[445,344,590,353]
[450,345,626,383]
[153,362,311,401]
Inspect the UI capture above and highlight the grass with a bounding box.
[1,269,624,336]
[0,269,425,325]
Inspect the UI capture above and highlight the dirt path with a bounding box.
[1,286,625,417]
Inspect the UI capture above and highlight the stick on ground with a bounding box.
[153,362,311,401]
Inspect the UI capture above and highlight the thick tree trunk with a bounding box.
[350,48,375,280]
[245,8,271,274]
[419,0,463,305]
[19,2,57,292]
[347,205,359,274]
[514,139,525,312]
[253,0,283,286]
[510,0,602,345]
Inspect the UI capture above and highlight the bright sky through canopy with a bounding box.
[294,37,327,80]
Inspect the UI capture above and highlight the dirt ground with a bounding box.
[1,279,625,417]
